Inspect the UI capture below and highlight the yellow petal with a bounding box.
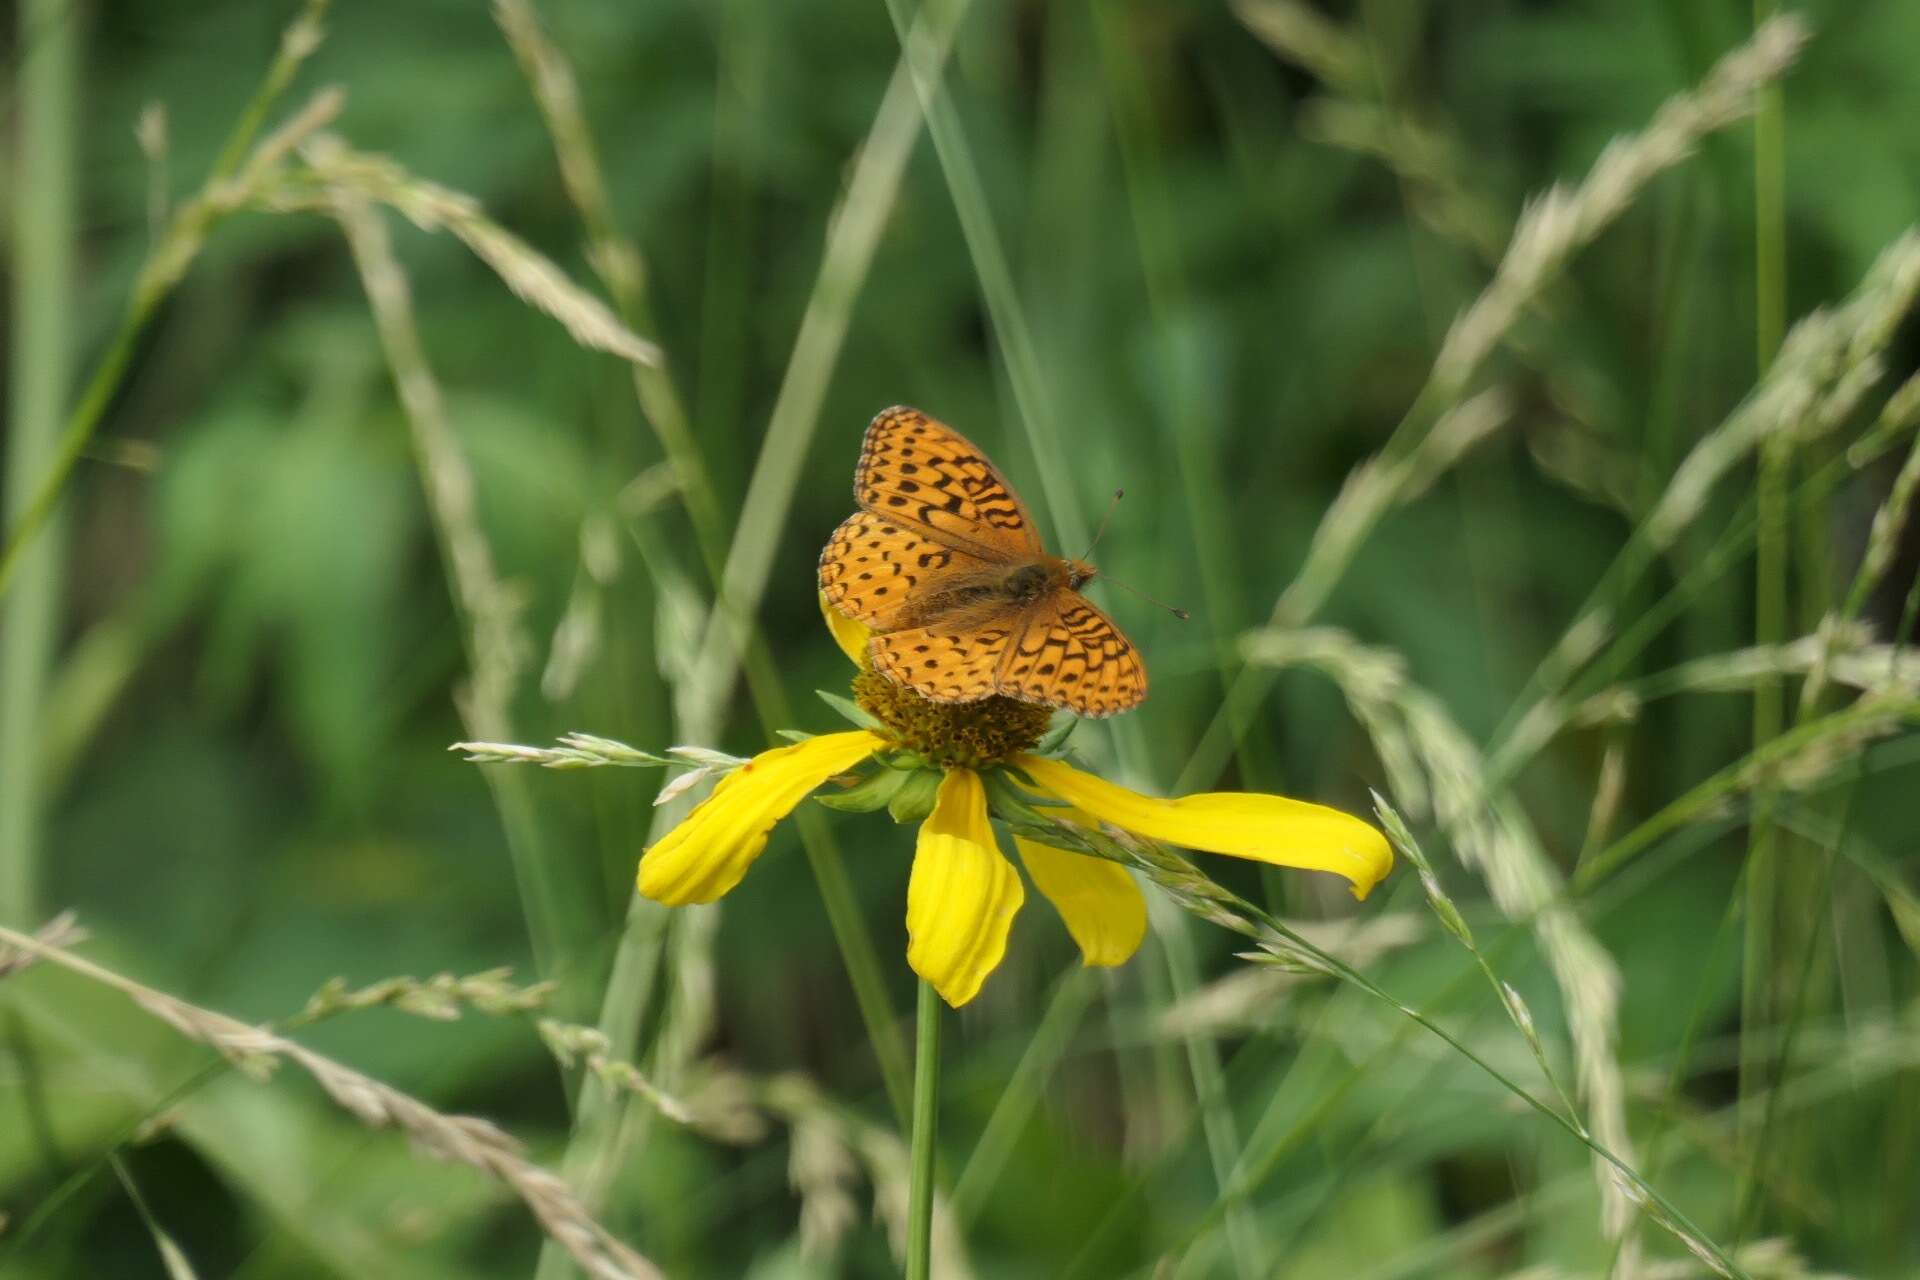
[1015,754,1393,900]
[1013,830,1147,967]
[907,769,1024,1007]
[638,730,883,905]
[819,589,874,669]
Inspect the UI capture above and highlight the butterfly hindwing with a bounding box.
[870,621,1019,704]
[996,592,1146,719]
[855,407,1042,560]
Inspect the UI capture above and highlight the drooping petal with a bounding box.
[907,769,1024,1007]
[639,730,883,904]
[1013,828,1147,967]
[1015,754,1393,900]
[818,589,874,669]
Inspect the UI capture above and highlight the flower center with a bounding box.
[852,669,1054,769]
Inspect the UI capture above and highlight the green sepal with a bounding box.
[814,767,909,814]
[815,688,881,730]
[886,769,943,824]
[981,772,1058,828]
[1031,713,1077,756]
[994,758,1054,796]
[774,729,814,743]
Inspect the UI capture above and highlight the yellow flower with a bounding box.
[635,595,1392,1007]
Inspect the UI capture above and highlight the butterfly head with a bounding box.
[1065,559,1098,591]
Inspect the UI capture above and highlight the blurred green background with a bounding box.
[4,0,1920,1277]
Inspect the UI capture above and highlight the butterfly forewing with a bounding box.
[819,510,999,631]
[853,406,1041,560]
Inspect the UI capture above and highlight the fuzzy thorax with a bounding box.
[852,668,1053,769]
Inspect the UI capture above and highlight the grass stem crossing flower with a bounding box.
[632,596,1392,1006]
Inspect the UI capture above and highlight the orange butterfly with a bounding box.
[818,406,1147,718]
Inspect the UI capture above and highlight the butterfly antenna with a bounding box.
[1082,489,1123,560]
[1079,489,1190,619]
[1098,572,1191,621]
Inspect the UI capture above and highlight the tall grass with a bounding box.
[1,0,82,928]
[5,2,1920,1279]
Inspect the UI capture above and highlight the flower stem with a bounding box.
[906,977,943,1280]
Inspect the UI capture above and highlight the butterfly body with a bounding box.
[820,407,1145,718]
[896,556,1092,630]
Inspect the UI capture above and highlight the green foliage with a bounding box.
[5,1,1920,1278]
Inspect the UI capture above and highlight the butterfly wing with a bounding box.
[854,406,1044,561]
[870,620,1020,704]
[995,591,1146,718]
[819,510,1009,631]
[865,589,1147,714]
[831,405,1143,715]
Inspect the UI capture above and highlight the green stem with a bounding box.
[1573,693,1920,894]
[1735,792,1844,1240]
[1,0,80,925]
[0,0,330,603]
[1742,1,1788,1184]
[879,11,1268,1267]
[517,12,964,1267]
[1180,875,1752,1280]
[906,978,944,1280]
[210,0,331,183]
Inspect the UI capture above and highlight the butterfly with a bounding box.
[818,406,1147,718]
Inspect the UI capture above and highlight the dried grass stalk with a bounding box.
[491,0,643,304]
[1646,232,1920,552]
[1241,627,1639,1241]
[1230,0,1369,94]
[1030,828,1740,1278]
[1157,913,1426,1037]
[1432,16,1809,397]
[759,1074,974,1278]
[138,88,345,316]
[1279,389,1513,624]
[0,921,663,1280]
[0,911,87,981]
[331,190,529,742]
[539,1019,696,1126]
[1845,371,1920,618]
[1268,16,1808,632]
[273,138,659,367]
[299,968,553,1024]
